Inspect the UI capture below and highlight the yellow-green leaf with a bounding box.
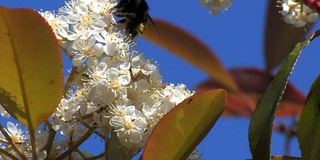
[297,75,320,160]
[142,19,239,92]
[142,89,226,160]
[0,7,63,130]
[248,32,314,160]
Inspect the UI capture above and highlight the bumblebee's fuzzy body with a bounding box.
[112,0,157,39]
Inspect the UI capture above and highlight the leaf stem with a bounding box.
[44,121,56,160]
[63,65,88,96]
[0,123,27,160]
[60,44,73,60]
[54,126,96,160]
[0,148,19,160]
[86,152,105,160]
[29,129,37,160]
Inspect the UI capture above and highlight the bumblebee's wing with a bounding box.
[145,12,159,35]
[110,0,130,13]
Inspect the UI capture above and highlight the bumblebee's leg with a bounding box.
[118,19,126,23]
[113,12,136,18]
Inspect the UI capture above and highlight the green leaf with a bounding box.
[0,7,63,130]
[297,75,320,160]
[196,67,306,117]
[271,156,301,160]
[142,89,226,160]
[142,18,239,92]
[247,156,302,160]
[248,32,314,160]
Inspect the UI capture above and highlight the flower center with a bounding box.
[115,110,124,117]
[124,120,133,130]
[11,133,21,143]
[81,13,91,24]
[112,80,121,91]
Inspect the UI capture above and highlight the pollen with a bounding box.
[124,121,133,130]
[112,80,121,90]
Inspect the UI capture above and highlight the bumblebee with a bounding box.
[111,0,158,39]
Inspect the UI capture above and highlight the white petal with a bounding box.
[221,0,232,9]
[119,75,131,85]
[284,14,295,24]
[88,36,96,48]
[60,127,70,136]
[94,33,105,43]
[66,33,79,41]
[7,122,17,134]
[129,130,142,143]
[131,55,143,67]
[77,3,89,14]
[93,43,104,56]
[119,61,131,70]
[38,150,47,160]
[124,106,136,115]
[0,132,6,141]
[307,12,318,23]
[79,103,88,115]
[199,0,212,7]
[294,20,306,28]
[96,62,108,72]
[89,84,115,105]
[52,119,62,131]
[109,116,124,128]
[0,104,10,118]
[302,5,313,14]
[210,6,221,15]
[67,14,80,24]
[281,5,290,16]
[136,79,149,91]
[150,70,162,85]
[107,68,120,79]
[93,19,106,29]
[87,57,98,68]
[106,42,118,56]
[103,88,116,103]
[72,54,85,66]
[57,28,68,38]
[133,117,147,130]
[75,127,88,137]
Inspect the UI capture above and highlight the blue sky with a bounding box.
[138,1,320,158]
[1,0,320,159]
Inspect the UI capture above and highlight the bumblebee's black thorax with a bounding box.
[112,0,151,39]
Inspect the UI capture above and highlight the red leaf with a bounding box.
[264,0,312,71]
[196,68,305,117]
[142,18,239,92]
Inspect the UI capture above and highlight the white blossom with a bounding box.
[200,0,232,15]
[0,104,10,118]
[109,106,147,145]
[2,0,197,159]
[279,0,318,27]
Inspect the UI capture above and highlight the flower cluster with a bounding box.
[199,0,232,15]
[279,0,318,28]
[0,0,196,159]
